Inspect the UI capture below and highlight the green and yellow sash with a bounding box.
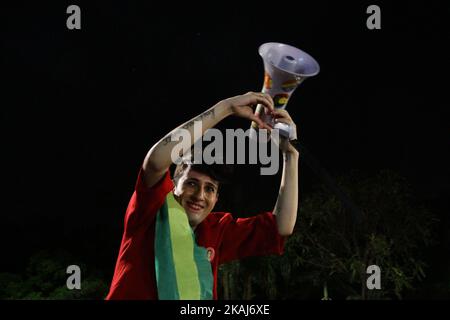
[154,192,213,300]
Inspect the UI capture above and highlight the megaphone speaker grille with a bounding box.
[259,42,320,77]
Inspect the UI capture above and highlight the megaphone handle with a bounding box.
[252,104,274,129]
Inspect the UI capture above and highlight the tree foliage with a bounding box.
[219,170,438,299]
[0,250,108,300]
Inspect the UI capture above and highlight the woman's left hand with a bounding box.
[272,109,299,155]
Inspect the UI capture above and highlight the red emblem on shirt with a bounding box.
[206,247,215,262]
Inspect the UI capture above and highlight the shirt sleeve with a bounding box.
[218,212,285,264]
[123,168,174,235]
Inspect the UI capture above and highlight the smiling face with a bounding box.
[173,167,219,229]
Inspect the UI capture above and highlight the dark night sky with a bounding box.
[1,1,449,277]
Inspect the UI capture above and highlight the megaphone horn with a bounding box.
[251,42,320,139]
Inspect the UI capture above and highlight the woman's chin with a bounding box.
[186,211,205,227]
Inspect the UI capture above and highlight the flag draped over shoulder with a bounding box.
[154,192,213,300]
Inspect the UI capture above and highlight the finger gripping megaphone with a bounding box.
[251,42,320,139]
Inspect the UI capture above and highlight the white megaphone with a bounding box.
[250,42,320,139]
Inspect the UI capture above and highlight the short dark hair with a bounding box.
[173,155,234,185]
[172,144,234,187]
[173,162,233,187]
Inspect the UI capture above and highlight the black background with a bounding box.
[1,1,449,295]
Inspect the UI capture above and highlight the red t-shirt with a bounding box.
[106,168,285,300]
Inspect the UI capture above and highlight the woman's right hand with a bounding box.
[222,92,274,130]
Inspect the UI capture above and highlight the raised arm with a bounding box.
[272,109,299,236]
[142,92,275,188]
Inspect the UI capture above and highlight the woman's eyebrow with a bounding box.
[205,182,218,189]
[186,178,217,189]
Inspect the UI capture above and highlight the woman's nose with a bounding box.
[192,186,205,200]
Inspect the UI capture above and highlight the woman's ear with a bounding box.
[213,193,219,206]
